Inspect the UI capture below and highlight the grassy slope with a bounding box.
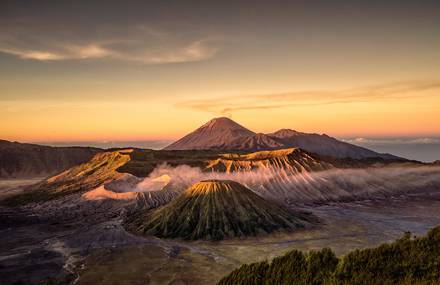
[125,180,315,240]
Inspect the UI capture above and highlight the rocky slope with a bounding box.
[206,148,332,173]
[0,139,101,178]
[125,180,315,240]
[82,174,181,210]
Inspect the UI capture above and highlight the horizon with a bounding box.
[3,115,440,162]
[1,1,440,142]
[16,133,440,163]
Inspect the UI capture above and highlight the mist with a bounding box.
[119,163,440,204]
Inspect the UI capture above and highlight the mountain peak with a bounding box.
[269,129,302,138]
[163,117,254,150]
[186,179,242,196]
[200,117,249,131]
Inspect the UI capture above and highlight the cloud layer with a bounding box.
[0,22,217,64]
[344,137,440,146]
[178,80,440,114]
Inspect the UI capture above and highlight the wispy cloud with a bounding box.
[343,137,440,146]
[177,80,440,114]
[0,24,218,64]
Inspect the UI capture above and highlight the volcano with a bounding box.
[267,129,396,159]
[164,117,401,160]
[164,117,255,150]
[124,180,314,240]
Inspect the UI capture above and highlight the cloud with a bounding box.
[343,137,440,145]
[0,23,218,64]
[177,80,440,114]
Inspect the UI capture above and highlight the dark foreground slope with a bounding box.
[218,226,440,285]
[125,180,315,240]
[0,139,101,178]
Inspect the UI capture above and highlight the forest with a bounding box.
[218,226,440,285]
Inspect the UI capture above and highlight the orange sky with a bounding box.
[1,1,440,142]
[2,82,439,142]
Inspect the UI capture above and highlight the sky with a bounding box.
[1,0,440,144]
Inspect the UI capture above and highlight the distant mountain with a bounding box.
[267,129,397,159]
[164,118,402,160]
[0,140,101,178]
[164,117,255,150]
[125,179,315,240]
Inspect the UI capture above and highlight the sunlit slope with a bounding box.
[125,180,315,240]
[206,148,332,173]
[83,174,181,210]
[3,150,131,205]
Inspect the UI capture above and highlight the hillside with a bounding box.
[0,139,101,178]
[206,148,332,173]
[218,226,440,285]
[3,150,131,205]
[4,146,424,207]
[124,180,315,240]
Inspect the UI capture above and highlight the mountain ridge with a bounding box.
[0,139,101,178]
[164,118,402,160]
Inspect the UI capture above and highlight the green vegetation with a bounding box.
[218,226,440,285]
[125,180,315,240]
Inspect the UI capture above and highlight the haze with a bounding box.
[1,0,440,142]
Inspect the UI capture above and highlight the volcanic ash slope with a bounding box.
[125,180,315,240]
